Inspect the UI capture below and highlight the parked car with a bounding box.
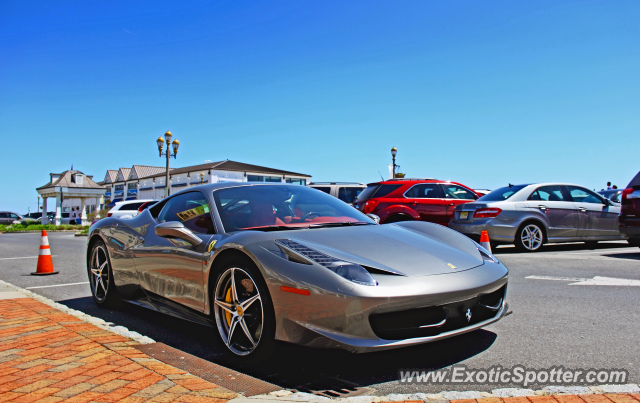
[448,183,625,252]
[598,189,622,204]
[107,199,155,219]
[354,178,481,225]
[37,213,72,224]
[87,182,508,358]
[308,182,366,205]
[619,171,640,248]
[0,212,32,225]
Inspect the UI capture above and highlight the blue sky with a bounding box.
[1,0,639,213]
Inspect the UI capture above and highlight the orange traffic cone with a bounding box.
[32,230,58,275]
[480,230,492,254]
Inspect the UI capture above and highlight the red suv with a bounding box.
[619,170,640,248]
[355,178,481,225]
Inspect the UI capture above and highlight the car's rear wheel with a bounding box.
[88,240,121,307]
[385,214,413,224]
[515,222,544,252]
[212,256,275,359]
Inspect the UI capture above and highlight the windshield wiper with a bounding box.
[308,221,373,229]
[250,226,304,232]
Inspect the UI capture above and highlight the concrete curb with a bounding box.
[0,279,155,344]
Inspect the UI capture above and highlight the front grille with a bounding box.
[369,285,506,340]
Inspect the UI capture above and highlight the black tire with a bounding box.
[628,239,640,247]
[210,254,275,361]
[514,222,545,252]
[384,214,414,224]
[87,239,122,308]
[585,241,599,249]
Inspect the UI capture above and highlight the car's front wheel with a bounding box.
[515,222,544,252]
[88,240,121,307]
[212,256,275,359]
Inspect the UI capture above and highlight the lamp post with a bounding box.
[157,131,180,197]
[391,147,397,178]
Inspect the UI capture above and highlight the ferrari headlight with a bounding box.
[326,262,377,286]
[476,244,499,263]
[275,239,378,286]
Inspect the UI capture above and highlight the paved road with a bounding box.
[0,232,638,394]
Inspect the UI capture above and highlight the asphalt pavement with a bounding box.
[0,232,638,394]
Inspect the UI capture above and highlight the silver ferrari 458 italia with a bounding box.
[86,183,508,357]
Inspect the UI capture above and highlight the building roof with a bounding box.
[103,170,118,184]
[116,168,131,182]
[37,170,104,190]
[137,159,311,179]
[129,165,167,180]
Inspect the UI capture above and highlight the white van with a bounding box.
[308,182,366,205]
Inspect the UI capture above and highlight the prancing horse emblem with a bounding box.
[465,309,472,322]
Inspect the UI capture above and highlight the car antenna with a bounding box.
[508,183,513,188]
[377,171,384,181]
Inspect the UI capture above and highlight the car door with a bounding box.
[440,184,478,223]
[133,191,218,312]
[566,186,620,238]
[525,185,579,239]
[404,184,449,224]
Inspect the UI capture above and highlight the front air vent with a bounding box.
[275,239,403,276]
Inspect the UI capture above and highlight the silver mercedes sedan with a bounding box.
[86,182,508,358]
[449,183,625,252]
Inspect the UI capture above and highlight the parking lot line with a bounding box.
[0,255,58,260]
[26,281,89,289]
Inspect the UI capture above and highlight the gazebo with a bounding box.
[36,170,106,225]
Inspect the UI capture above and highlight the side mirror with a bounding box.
[602,198,611,206]
[366,213,380,224]
[155,221,202,246]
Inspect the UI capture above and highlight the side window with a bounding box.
[338,187,363,203]
[313,187,331,194]
[406,184,440,198]
[158,192,215,234]
[0,213,7,218]
[566,186,602,204]
[528,186,565,202]
[11,214,19,219]
[441,184,476,199]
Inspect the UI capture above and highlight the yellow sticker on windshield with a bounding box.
[176,204,209,221]
[447,263,456,269]
[208,240,217,252]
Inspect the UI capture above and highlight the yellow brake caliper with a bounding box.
[225,287,232,326]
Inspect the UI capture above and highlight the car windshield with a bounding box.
[477,185,527,202]
[213,185,375,232]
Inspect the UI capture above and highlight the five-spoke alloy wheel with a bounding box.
[88,240,120,306]
[516,223,544,252]
[213,267,267,356]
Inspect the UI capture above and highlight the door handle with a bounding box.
[538,205,548,210]
[578,207,587,212]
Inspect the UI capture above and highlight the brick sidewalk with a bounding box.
[0,297,238,403]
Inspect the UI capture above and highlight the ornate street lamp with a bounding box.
[157,131,180,197]
[391,147,397,178]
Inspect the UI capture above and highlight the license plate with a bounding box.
[460,211,469,220]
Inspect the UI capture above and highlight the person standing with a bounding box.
[607,182,612,190]
[71,207,78,225]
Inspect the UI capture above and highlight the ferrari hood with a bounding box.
[283,223,484,277]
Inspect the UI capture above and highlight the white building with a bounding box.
[36,170,106,225]
[101,160,311,205]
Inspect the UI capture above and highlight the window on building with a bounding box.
[247,175,282,182]
[127,183,137,190]
[286,178,306,185]
[115,185,124,191]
